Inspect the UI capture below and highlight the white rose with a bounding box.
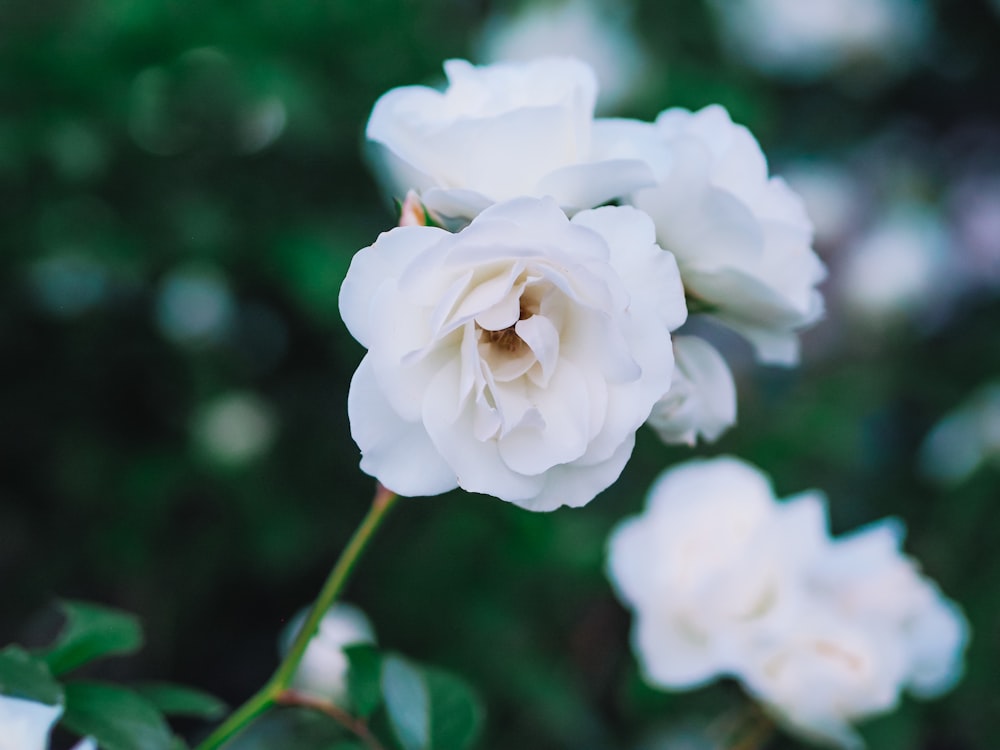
[365,57,655,221]
[339,197,685,511]
[739,609,907,750]
[606,457,829,687]
[280,603,376,708]
[806,519,969,699]
[0,695,94,750]
[646,336,736,445]
[601,105,826,364]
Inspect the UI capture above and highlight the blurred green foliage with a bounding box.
[2,0,999,748]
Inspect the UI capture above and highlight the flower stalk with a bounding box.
[195,484,399,750]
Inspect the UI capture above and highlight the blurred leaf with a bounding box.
[381,654,429,750]
[380,655,483,750]
[0,646,63,705]
[345,644,382,719]
[133,681,227,720]
[273,230,355,323]
[63,682,173,750]
[424,667,483,750]
[41,600,143,675]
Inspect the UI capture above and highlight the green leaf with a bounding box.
[0,646,64,705]
[344,644,382,719]
[41,600,143,675]
[133,682,227,720]
[379,656,483,750]
[62,682,173,750]
[381,655,429,750]
[425,668,483,750]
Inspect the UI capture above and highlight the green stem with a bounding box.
[195,484,400,750]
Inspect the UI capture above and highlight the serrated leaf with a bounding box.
[344,644,381,719]
[42,600,143,675]
[381,655,429,750]
[425,668,483,750]
[133,682,227,720]
[0,646,63,705]
[62,682,173,750]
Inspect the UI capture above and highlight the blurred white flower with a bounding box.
[740,609,906,750]
[0,695,62,750]
[365,57,655,221]
[646,336,736,446]
[340,197,685,511]
[605,106,826,364]
[710,0,927,84]
[949,174,1000,288]
[0,696,93,750]
[805,519,969,699]
[477,0,648,114]
[919,381,1000,486]
[608,456,969,749]
[156,263,235,346]
[839,204,953,327]
[606,457,829,687]
[782,162,863,247]
[192,391,277,466]
[280,603,375,708]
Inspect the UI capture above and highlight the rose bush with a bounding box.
[600,105,827,364]
[366,57,655,221]
[339,196,685,511]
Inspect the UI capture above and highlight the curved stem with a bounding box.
[195,484,400,750]
[277,689,386,750]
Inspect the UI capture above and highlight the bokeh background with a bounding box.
[2,0,998,748]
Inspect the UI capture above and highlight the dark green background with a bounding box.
[2,1,998,747]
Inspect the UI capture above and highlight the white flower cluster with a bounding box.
[607,457,968,749]
[0,694,94,750]
[341,57,825,509]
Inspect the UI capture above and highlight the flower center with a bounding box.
[484,325,523,353]
[479,302,533,355]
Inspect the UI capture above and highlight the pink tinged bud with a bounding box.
[399,190,429,227]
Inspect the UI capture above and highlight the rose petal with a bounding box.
[348,356,457,497]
